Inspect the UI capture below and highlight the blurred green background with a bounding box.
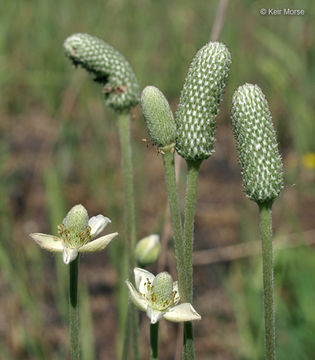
[0,0,314,358]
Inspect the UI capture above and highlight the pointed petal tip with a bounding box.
[29,233,63,252]
[125,280,147,312]
[79,232,118,253]
[62,247,78,264]
[88,215,112,237]
[147,307,164,324]
[163,303,201,323]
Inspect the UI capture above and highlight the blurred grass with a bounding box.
[0,0,314,358]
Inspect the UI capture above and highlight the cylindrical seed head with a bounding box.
[176,42,231,161]
[63,33,139,112]
[141,86,176,147]
[231,83,284,203]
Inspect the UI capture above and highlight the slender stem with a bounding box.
[183,159,201,360]
[121,304,131,360]
[150,322,159,360]
[118,112,139,360]
[183,321,194,360]
[259,201,275,360]
[69,256,80,360]
[162,148,186,300]
[183,160,201,303]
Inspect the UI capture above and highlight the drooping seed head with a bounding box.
[63,33,139,112]
[141,86,176,148]
[176,42,231,161]
[61,204,90,248]
[231,83,283,203]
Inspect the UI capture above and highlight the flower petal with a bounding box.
[125,280,147,311]
[134,267,155,294]
[63,247,78,264]
[163,303,201,323]
[173,281,180,304]
[88,215,111,238]
[29,233,63,252]
[146,307,165,324]
[79,232,118,252]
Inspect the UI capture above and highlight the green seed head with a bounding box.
[141,86,176,148]
[135,234,161,266]
[231,83,283,203]
[63,33,139,112]
[176,42,231,161]
[61,204,90,248]
[150,272,174,310]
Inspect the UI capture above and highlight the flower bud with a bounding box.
[176,42,231,161]
[135,234,161,266]
[231,83,283,203]
[63,33,139,112]
[141,86,176,148]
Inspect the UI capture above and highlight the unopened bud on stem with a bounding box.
[141,86,176,148]
[135,234,161,266]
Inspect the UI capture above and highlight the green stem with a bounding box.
[118,112,139,360]
[150,322,159,360]
[69,256,80,360]
[183,160,201,302]
[259,201,275,360]
[183,159,201,360]
[183,321,194,360]
[162,148,186,301]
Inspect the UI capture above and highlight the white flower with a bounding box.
[29,204,118,265]
[126,268,201,324]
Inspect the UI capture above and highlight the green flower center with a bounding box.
[144,272,177,311]
[58,204,91,248]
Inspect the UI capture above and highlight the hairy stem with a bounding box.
[162,148,186,300]
[259,201,275,360]
[183,160,201,302]
[150,322,159,360]
[183,321,194,360]
[118,112,139,360]
[183,159,201,360]
[69,256,80,360]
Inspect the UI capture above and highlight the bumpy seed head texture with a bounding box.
[141,86,176,147]
[176,42,231,161]
[64,33,139,112]
[151,272,174,310]
[231,84,283,203]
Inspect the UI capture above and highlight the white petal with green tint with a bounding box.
[125,281,147,311]
[63,247,78,264]
[134,267,155,294]
[29,233,63,252]
[88,215,111,237]
[147,307,165,324]
[173,281,180,304]
[163,303,201,322]
[79,232,118,252]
